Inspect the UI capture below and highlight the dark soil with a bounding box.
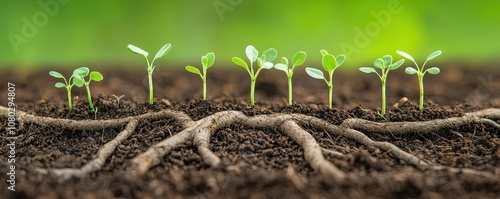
[1,66,499,199]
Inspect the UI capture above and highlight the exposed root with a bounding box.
[2,105,498,181]
[341,109,500,135]
[36,120,139,180]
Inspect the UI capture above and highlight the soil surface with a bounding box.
[1,65,499,199]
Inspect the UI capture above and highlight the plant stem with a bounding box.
[381,79,386,115]
[250,78,256,106]
[85,85,95,112]
[418,74,424,111]
[67,88,72,110]
[203,68,207,100]
[328,84,332,109]
[287,75,293,105]
[148,72,154,105]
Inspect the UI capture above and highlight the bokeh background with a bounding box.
[1,0,500,69]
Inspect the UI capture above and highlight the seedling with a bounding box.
[49,67,89,110]
[72,67,103,115]
[127,43,172,104]
[359,55,404,116]
[305,50,346,108]
[274,51,307,105]
[397,50,442,111]
[232,45,277,106]
[112,94,125,107]
[185,52,216,100]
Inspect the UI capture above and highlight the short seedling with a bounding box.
[274,51,307,105]
[359,55,404,116]
[397,50,442,111]
[185,52,216,100]
[49,67,89,110]
[72,67,103,116]
[112,94,125,107]
[305,50,346,108]
[127,43,172,105]
[232,45,277,106]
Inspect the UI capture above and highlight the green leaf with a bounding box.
[405,67,418,75]
[201,56,209,67]
[396,50,415,63]
[55,82,66,88]
[382,55,393,68]
[320,49,329,56]
[281,57,289,66]
[185,66,201,75]
[305,67,325,80]
[274,63,288,72]
[232,57,249,72]
[90,71,103,81]
[336,54,346,66]
[73,77,84,87]
[262,62,274,69]
[246,45,258,63]
[73,67,89,77]
[426,50,442,62]
[322,54,337,72]
[49,71,64,79]
[292,51,306,68]
[262,48,277,62]
[257,57,263,67]
[205,52,215,68]
[359,67,377,74]
[154,43,171,60]
[127,44,149,57]
[427,67,440,75]
[374,58,384,69]
[389,59,404,70]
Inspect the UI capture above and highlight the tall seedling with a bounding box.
[397,50,442,111]
[127,43,171,104]
[274,51,307,105]
[232,45,277,106]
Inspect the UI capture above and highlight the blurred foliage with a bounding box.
[1,0,499,68]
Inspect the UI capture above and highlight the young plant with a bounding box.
[232,45,277,106]
[397,50,442,111]
[49,67,88,110]
[359,55,404,116]
[274,51,307,105]
[72,67,103,115]
[127,43,172,105]
[185,52,216,100]
[305,50,346,108]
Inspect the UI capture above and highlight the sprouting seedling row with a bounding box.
[50,44,442,114]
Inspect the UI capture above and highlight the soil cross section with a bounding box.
[1,106,499,182]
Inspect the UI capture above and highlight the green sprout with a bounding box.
[185,52,216,100]
[359,55,404,116]
[49,67,88,110]
[232,45,277,106]
[72,67,103,115]
[127,43,172,105]
[274,51,307,105]
[397,50,442,111]
[305,50,346,108]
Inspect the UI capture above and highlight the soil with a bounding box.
[0,65,499,199]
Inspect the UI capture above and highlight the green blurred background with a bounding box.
[1,0,499,69]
